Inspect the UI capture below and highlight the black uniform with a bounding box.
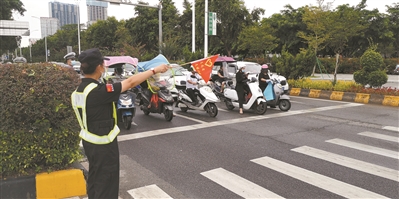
[77,78,122,198]
[235,71,250,108]
[258,72,270,92]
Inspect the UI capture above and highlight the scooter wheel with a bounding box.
[124,116,132,130]
[225,100,235,110]
[206,103,218,117]
[255,101,267,115]
[278,99,291,111]
[164,109,173,121]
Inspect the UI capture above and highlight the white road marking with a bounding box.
[201,168,284,199]
[128,184,173,199]
[290,100,305,104]
[326,138,399,159]
[383,126,399,132]
[292,146,399,182]
[173,112,207,124]
[119,103,363,141]
[290,96,349,104]
[251,156,388,198]
[358,131,399,143]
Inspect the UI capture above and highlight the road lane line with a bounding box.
[383,126,399,132]
[251,156,388,198]
[173,113,207,124]
[326,138,399,159]
[128,184,173,199]
[201,168,284,199]
[358,131,399,143]
[289,96,349,104]
[292,146,399,182]
[119,103,363,141]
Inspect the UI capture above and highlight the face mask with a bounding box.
[70,60,77,66]
[191,75,196,78]
[241,69,245,72]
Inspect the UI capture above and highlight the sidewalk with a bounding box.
[310,73,399,88]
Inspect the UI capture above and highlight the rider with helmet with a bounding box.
[235,65,250,114]
[106,63,125,84]
[64,52,76,67]
[186,67,205,106]
[258,64,271,92]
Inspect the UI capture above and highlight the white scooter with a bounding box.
[264,77,291,111]
[177,80,220,117]
[268,71,289,94]
[223,77,267,115]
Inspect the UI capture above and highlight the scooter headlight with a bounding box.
[121,99,132,106]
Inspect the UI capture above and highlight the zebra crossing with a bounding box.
[68,126,398,199]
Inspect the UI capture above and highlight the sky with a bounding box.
[13,0,398,47]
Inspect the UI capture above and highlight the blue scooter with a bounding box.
[117,89,136,130]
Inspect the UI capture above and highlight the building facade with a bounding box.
[49,1,79,28]
[86,0,108,23]
[40,17,59,38]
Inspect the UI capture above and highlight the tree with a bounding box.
[175,0,195,54]
[84,17,121,52]
[237,20,278,58]
[298,0,333,76]
[126,0,180,55]
[344,0,394,58]
[354,47,387,87]
[386,3,399,57]
[0,0,25,20]
[325,4,366,83]
[0,0,26,53]
[264,5,308,55]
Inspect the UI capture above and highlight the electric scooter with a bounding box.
[223,77,267,115]
[117,89,136,130]
[139,81,175,121]
[263,77,291,111]
[177,80,220,117]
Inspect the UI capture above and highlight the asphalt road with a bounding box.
[68,97,399,199]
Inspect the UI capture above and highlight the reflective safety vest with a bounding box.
[71,83,120,144]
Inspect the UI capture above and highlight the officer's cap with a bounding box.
[64,52,76,60]
[78,48,109,64]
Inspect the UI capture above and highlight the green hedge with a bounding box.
[288,78,399,96]
[244,57,398,74]
[0,63,82,178]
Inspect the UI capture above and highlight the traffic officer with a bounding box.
[64,52,76,67]
[71,48,169,198]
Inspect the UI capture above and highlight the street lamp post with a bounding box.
[31,16,48,62]
[204,0,208,58]
[75,0,81,53]
[192,0,195,53]
[98,0,163,53]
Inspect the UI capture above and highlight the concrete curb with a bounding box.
[289,88,399,107]
[0,168,86,199]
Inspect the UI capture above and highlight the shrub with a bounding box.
[275,47,315,80]
[360,49,385,72]
[368,70,388,88]
[354,49,387,87]
[0,63,82,178]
